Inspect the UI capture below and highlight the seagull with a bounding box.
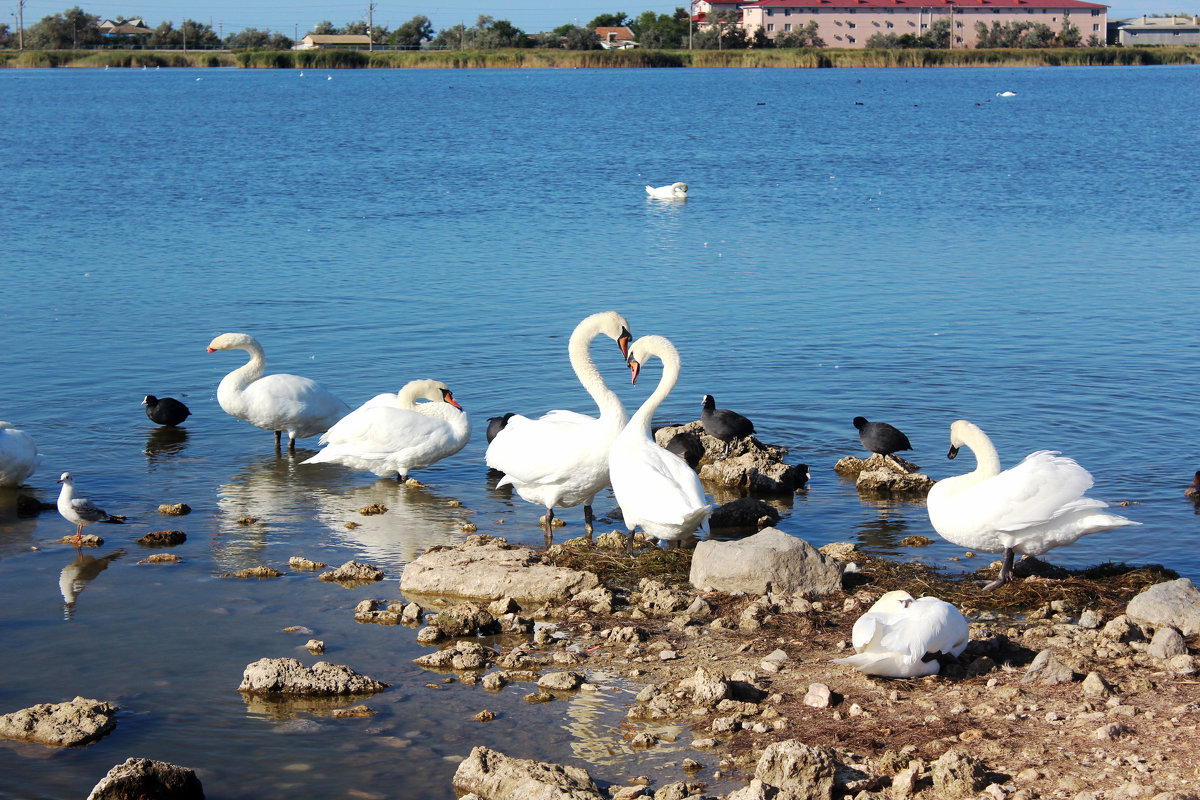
[56,473,123,547]
[834,590,969,678]
[142,395,191,427]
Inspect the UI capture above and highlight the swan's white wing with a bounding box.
[486,414,610,486]
[610,440,709,526]
[242,373,348,437]
[877,599,969,660]
[946,451,1097,534]
[537,409,596,425]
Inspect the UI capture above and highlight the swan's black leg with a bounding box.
[287,435,296,454]
[274,430,282,450]
[584,505,595,542]
[983,547,1015,591]
[623,529,634,556]
[543,508,555,548]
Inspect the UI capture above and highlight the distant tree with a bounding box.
[749,26,772,48]
[0,21,10,47]
[430,16,528,50]
[630,9,687,48]
[920,17,951,48]
[477,18,529,48]
[25,6,100,49]
[1085,34,1102,46]
[588,12,629,28]
[150,21,180,47]
[312,20,338,35]
[696,9,746,49]
[430,23,467,49]
[1058,14,1081,46]
[775,21,825,48]
[179,19,220,48]
[225,28,292,49]
[391,15,433,48]
[343,21,369,36]
[562,25,601,49]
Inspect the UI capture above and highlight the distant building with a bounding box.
[595,26,639,48]
[693,0,1107,48]
[294,34,373,50]
[1117,15,1200,46]
[98,18,153,36]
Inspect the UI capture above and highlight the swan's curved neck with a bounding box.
[629,340,681,434]
[959,426,1002,482]
[221,340,266,391]
[568,318,624,422]
[396,380,436,409]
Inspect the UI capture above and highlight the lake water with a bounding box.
[1,64,1198,798]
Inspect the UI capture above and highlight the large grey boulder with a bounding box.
[0,696,118,747]
[452,745,604,800]
[400,537,599,606]
[1126,578,1200,636]
[753,739,837,800]
[237,658,388,696]
[690,528,843,597]
[87,757,204,800]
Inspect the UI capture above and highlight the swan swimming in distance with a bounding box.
[485,312,633,546]
[0,422,41,487]
[646,182,688,199]
[833,590,969,678]
[609,335,711,554]
[926,420,1139,590]
[302,379,470,480]
[207,332,349,452]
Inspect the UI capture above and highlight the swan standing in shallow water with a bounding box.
[303,380,470,480]
[207,332,349,452]
[486,312,633,546]
[609,335,711,553]
[646,182,687,199]
[0,422,41,487]
[833,591,969,678]
[926,419,1139,589]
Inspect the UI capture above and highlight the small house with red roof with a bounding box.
[595,26,639,48]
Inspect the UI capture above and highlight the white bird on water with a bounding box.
[833,591,969,678]
[0,421,41,487]
[646,182,688,200]
[56,473,123,546]
[207,332,349,452]
[926,419,1139,589]
[609,335,711,553]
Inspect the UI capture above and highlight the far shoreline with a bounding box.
[2,46,1199,69]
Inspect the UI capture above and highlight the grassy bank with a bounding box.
[5,46,1199,69]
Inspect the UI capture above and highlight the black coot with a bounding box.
[701,395,755,458]
[853,416,912,457]
[143,395,191,427]
[486,413,516,444]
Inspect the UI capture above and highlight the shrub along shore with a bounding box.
[2,46,1199,69]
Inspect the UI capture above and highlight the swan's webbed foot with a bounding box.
[583,505,595,543]
[982,547,1015,591]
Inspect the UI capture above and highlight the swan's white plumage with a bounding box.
[485,312,632,526]
[302,380,470,479]
[609,335,711,545]
[646,182,688,199]
[927,420,1139,559]
[0,422,41,487]
[834,591,969,677]
[207,332,349,445]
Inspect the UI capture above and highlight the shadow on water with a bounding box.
[852,509,913,556]
[143,426,189,462]
[58,548,124,620]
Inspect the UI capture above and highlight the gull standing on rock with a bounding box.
[833,590,969,678]
[56,472,123,547]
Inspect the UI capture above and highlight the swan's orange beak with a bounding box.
[628,358,641,385]
[617,328,632,360]
[443,390,463,410]
[206,347,215,353]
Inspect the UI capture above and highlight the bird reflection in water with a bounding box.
[59,549,125,620]
[143,426,189,463]
[214,453,321,573]
[853,511,912,556]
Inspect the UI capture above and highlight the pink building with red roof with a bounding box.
[695,0,1107,48]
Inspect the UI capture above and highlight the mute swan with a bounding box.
[701,394,755,458]
[485,312,633,546]
[997,91,1017,97]
[142,395,191,427]
[303,380,470,480]
[833,590,969,678]
[610,335,711,553]
[207,332,349,452]
[0,422,41,487]
[854,416,912,467]
[646,182,688,199]
[57,472,123,546]
[926,420,1139,590]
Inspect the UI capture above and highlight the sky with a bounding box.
[11,0,1198,36]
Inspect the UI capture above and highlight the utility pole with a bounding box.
[368,1,375,50]
[18,0,25,51]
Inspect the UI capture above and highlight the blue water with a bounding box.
[1,64,1199,798]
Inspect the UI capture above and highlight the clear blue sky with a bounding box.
[13,1,1198,36]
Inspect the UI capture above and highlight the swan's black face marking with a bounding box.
[617,328,632,360]
[947,445,960,460]
[628,359,642,385]
[441,389,463,410]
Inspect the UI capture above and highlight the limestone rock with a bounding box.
[1081,671,1112,699]
[137,530,186,547]
[931,749,987,796]
[753,739,837,800]
[804,683,832,709]
[318,560,384,585]
[0,696,118,747]
[288,556,326,570]
[1021,649,1075,685]
[538,671,583,692]
[452,745,604,800]
[709,497,781,532]
[237,658,388,696]
[855,462,934,499]
[690,528,843,597]
[699,455,807,494]
[86,757,203,800]
[400,538,599,606]
[433,602,499,637]
[1126,578,1200,636]
[230,566,283,579]
[1148,627,1188,660]
[678,667,731,708]
[156,503,191,516]
[834,453,920,476]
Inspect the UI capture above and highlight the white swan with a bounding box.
[926,419,1140,589]
[207,332,349,452]
[609,335,711,553]
[485,311,633,545]
[0,422,41,487]
[997,91,1017,97]
[57,472,122,546]
[833,591,969,678]
[646,182,688,199]
[302,380,470,480]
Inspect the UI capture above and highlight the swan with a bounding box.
[142,395,191,427]
[485,311,633,545]
[926,420,1139,590]
[646,182,688,200]
[302,380,470,480]
[57,472,123,546]
[833,590,969,678]
[206,332,349,452]
[0,422,41,487]
[997,91,1017,97]
[609,335,711,553]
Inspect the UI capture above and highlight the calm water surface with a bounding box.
[2,64,1199,798]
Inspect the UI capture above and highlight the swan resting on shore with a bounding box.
[834,590,969,678]
[926,419,1139,589]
